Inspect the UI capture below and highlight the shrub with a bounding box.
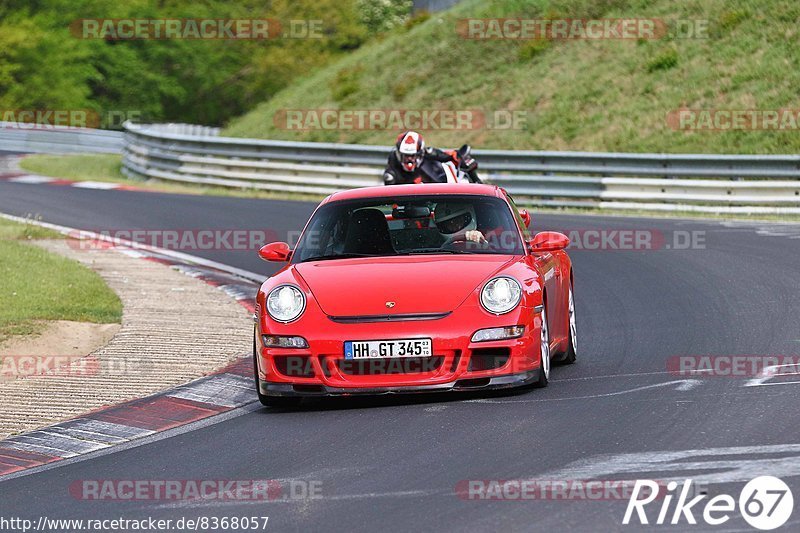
[646,47,678,72]
[357,0,413,34]
[330,66,364,103]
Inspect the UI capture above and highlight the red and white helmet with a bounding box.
[395,131,425,172]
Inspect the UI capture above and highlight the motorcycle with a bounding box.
[383,144,481,185]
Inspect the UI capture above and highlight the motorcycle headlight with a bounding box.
[266,285,306,323]
[480,277,522,315]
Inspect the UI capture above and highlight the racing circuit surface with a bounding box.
[1,180,799,531]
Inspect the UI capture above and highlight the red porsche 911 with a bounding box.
[253,183,576,406]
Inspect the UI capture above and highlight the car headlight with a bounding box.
[471,326,525,342]
[266,285,306,323]
[480,276,522,315]
[262,335,309,348]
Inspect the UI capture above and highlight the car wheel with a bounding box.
[534,304,551,388]
[253,330,301,408]
[562,283,577,365]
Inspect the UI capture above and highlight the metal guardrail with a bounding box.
[121,122,385,196]
[3,121,800,214]
[121,122,800,214]
[0,122,123,154]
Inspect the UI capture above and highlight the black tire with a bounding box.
[534,304,550,388]
[561,333,577,365]
[253,331,302,408]
[562,282,577,365]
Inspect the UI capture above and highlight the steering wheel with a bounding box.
[443,238,490,252]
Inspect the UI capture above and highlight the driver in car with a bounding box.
[433,202,487,245]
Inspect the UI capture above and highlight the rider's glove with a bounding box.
[462,155,478,172]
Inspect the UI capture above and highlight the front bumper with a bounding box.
[255,303,544,397]
[258,370,540,397]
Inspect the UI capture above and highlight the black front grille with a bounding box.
[468,348,510,372]
[449,350,462,373]
[274,355,315,378]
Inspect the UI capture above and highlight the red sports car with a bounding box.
[253,183,576,406]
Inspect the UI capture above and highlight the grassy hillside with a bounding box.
[224,0,800,154]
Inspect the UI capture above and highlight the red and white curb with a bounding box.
[0,214,265,478]
[0,358,253,476]
[0,172,147,191]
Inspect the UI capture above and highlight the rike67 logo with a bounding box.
[624,477,793,530]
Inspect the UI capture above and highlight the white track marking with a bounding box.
[466,379,701,404]
[541,444,800,485]
[675,379,701,391]
[8,175,55,184]
[151,488,447,510]
[719,221,800,239]
[168,374,254,408]
[551,370,676,382]
[72,181,121,189]
[746,363,800,387]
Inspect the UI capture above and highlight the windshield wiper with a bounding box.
[299,253,379,263]
[397,249,471,255]
[301,249,482,262]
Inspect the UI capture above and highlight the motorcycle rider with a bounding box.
[383,131,480,185]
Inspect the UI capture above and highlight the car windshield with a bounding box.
[293,195,524,263]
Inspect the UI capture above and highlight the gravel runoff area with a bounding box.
[0,239,252,438]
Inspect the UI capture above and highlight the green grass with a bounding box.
[0,216,62,241]
[0,218,122,343]
[224,0,800,155]
[19,154,126,183]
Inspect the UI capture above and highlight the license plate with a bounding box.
[344,338,432,360]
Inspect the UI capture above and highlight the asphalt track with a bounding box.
[1,181,800,531]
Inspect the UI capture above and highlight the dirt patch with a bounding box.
[0,239,251,439]
[0,320,120,357]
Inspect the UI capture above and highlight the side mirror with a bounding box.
[529,231,570,252]
[258,242,291,262]
[519,209,531,228]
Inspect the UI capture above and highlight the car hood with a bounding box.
[294,255,517,316]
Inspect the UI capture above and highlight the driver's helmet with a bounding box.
[395,131,425,172]
[434,202,477,235]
